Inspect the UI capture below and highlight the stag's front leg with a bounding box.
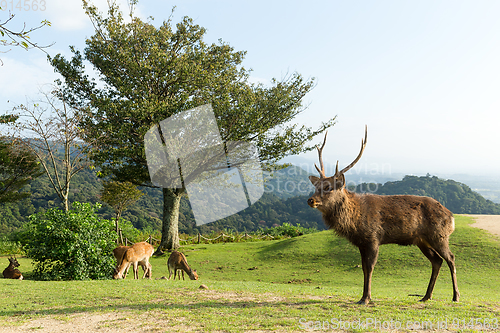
[417,244,443,302]
[357,245,379,305]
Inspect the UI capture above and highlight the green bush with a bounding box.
[21,202,116,280]
[258,223,318,238]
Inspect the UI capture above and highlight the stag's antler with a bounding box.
[337,125,367,175]
[314,131,328,178]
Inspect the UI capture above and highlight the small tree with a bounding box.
[21,202,116,280]
[7,86,96,211]
[100,180,144,242]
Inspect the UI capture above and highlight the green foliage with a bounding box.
[100,179,144,236]
[118,218,154,244]
[100,180,143,217]
[353,174,500,214]
[178,223,316,245]
[50,7,330,184]
[257,222,318,238]
[0,236,23,255]
[20,202,116,280]
[0,138,43,204]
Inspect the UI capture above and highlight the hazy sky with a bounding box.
[1,1,499,178]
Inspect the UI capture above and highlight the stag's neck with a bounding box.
[323,188,361,240]
[180,259,192,274]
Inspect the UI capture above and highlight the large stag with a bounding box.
[3,257,23,280]
[307,126,459,304]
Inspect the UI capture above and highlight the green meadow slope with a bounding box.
[181,215,500,299]
[1,215,499,332]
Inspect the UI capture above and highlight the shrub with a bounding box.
[21,202,116,280]
[258,223,318,238]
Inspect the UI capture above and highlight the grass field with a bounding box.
[1,215,499,332]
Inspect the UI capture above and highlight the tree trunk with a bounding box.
[62,192,69,212]
[155,187,183,255]
[115,211,121,245]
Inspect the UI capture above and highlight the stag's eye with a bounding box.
[323,184,333,192]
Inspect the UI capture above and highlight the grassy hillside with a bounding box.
[1,215,499,331]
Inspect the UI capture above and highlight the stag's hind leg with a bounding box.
[417,243,443,302]
[434,243,460,302]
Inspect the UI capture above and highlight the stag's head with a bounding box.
[8,257,20,268]
[189,269,199,280]
[113,268,122,279]
[307,126,367,213]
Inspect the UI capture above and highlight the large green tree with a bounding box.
[50,1,335,252]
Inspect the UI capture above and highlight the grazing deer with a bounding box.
[3,257,23,280]
[113,242,154,280]
[167,251,198,280]
[307,127,459,304]
[113,246,150,279]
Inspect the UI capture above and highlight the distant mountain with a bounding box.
[352,174,500,214]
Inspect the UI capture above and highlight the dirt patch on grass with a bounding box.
[464,214,500,238]
[1,311,207,333]
[1,312,148,333]
[0,290,293,332]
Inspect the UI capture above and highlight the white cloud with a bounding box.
[0,55,58,109]
[46,0,145,31]
[248,76,270,86]
[44,0,89,31]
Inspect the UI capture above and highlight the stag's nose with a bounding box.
[307,197,315,207]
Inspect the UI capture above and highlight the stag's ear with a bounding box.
[335,173,346,189]
[309,175,320,186]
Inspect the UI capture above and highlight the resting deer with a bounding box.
[113,246,150,279]
[113,242,154,279]
[307,126,459,304]
[167,251,198,280]
[3,257,23,280]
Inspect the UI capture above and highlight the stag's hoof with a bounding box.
[419,297,431,302]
